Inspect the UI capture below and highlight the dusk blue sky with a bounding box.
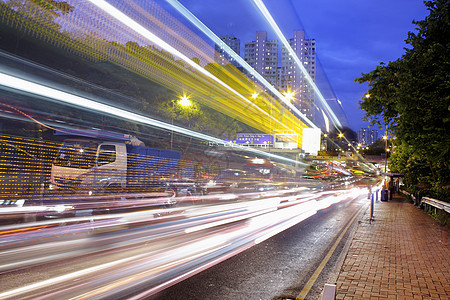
[175,0,430,132]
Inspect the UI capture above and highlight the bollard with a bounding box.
[321,284,336,300]
[370,193,374,223]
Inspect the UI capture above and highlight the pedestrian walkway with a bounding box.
[334,193,449,299]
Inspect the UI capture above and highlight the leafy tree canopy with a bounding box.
[356,0,450,198]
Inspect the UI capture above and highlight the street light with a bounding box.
[337,133,344,149]
[383,135,389,173]
[322,133,329,151]
[251,92,259,99]
[179,95,192,107]
[284,91,295,102]
[171,95,192,150]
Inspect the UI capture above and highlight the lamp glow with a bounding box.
[179,96,191,107]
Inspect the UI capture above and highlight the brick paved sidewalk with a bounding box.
[335,194,449,299]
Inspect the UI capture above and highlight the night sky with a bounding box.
[176,0,430,132]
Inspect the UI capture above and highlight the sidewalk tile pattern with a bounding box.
[335,196,449,299]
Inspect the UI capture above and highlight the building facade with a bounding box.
[244,32,278,87]
[279,30,316,121]
[214,35,241,69]
[357,128,379,146]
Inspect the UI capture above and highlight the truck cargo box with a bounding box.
[126,145,181,184]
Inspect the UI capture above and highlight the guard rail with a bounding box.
[421,197,450,214]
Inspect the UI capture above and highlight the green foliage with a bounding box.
[157,99,244,137]
[364,138,386,155]
[356,0,450,201]
[30,0,73,16]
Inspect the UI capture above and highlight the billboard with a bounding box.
[226,134,273,145]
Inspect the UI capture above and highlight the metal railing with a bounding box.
[401,189,449,213]
[422,197,450,214]
[400,189,418,205]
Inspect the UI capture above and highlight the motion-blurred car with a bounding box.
[203,169,275,194]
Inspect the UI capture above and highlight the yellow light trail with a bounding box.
[0,0,311,145]
[0,72,307,166]
[251,0,342,128]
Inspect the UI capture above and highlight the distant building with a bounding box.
[244,32,278,87]
[214,35,241,69]
[279,30,316,121]
[358,128,378,146]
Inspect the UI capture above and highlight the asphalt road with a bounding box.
[0,187,370,300]
[147,195,368,300]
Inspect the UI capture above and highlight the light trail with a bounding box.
[87,0,294,134]
[251,0,343,128]
[0,72,306,166]
[0,1,309,142]
[0,184,366,299]
[0,251,152,299]
[165,0,317,129]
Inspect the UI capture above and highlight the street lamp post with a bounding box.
[383,134,388,173]
[170,95,192,150]
[323,133,328,151]
[338,133,344,149]
[171,100,174,150]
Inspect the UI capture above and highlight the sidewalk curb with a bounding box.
[322,202,370,295]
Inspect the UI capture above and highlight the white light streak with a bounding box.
[87,0,293,133]
[251,0,342,128]
[165,0,318,129]
[0,252,149,299]
[0,72,306,166]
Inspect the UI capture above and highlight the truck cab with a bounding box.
[49,129,182,196]
[50,136,127,195]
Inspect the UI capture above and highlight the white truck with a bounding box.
[49,129,181,196]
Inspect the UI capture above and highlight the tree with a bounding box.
[356,0,449,199]
[363,138,386,156]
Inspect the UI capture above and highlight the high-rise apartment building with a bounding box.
[279,31,316,121]
[214,35,241,69]
[358,128,379,146]
[244,32,278,87]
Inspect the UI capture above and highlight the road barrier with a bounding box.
[400,189,418,205]
[400,189,449,214]
[421,197,450,214]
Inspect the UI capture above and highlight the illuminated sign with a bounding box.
[302,128,321,155]
[227,134,273,145]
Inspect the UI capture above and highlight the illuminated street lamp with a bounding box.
[322,133,329,151]
[337,133,344,148]
[179,95,192,107]
[171,95,192,150]
[251,92,259,99]
[284,91,295,102]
